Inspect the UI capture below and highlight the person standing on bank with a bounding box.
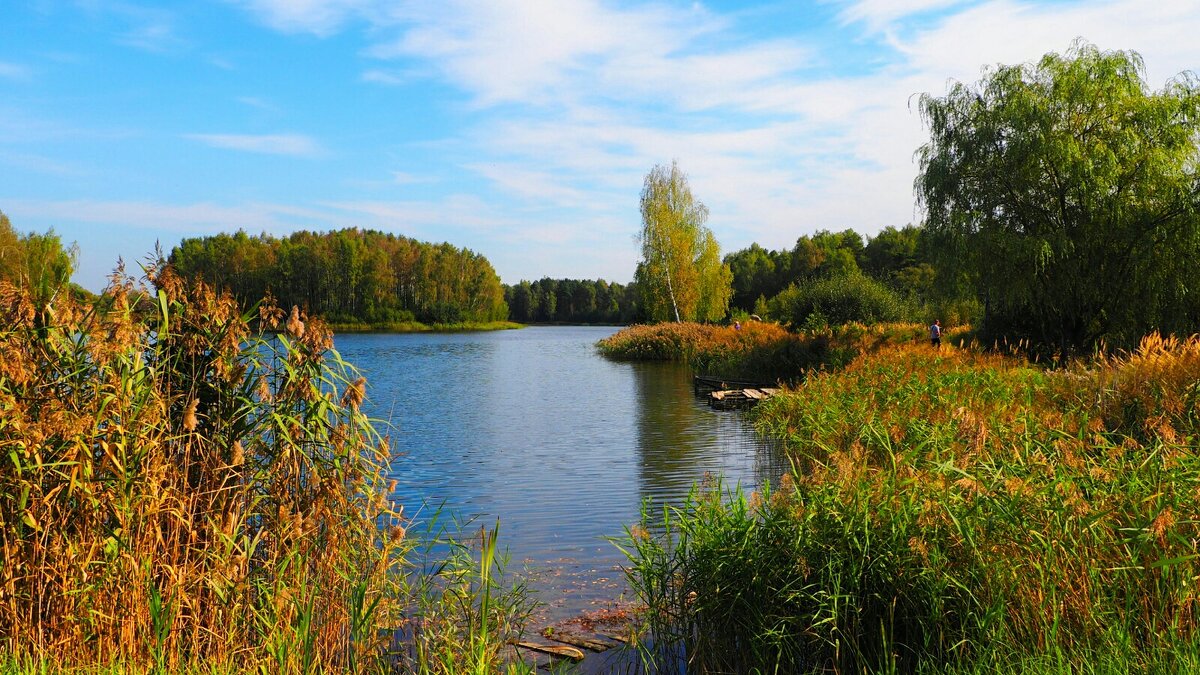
[930,319,942,348]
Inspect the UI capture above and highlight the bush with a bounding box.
[769,273,910,327]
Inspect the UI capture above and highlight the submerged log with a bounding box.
[548,632,618,652]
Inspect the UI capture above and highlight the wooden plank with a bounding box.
[743,389,765,400]
[512,641,586,662]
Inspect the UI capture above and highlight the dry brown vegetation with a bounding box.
[0,265,405,671]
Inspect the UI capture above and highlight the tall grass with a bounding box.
[619,337,1200,673]
[0,266,536,673]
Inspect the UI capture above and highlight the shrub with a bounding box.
[769,273,910,328]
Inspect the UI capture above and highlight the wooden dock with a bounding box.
[695,375,780,410]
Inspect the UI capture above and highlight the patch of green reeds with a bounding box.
[619,337,1200,673]
[0,265,537,673]
[398,519,538,675]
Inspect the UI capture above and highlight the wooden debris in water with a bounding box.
[548,632,620,652]
[511,640,586,662]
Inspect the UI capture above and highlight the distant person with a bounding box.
[734,321,742,331]
[930,319,942,348]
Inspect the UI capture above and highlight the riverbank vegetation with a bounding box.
[0,267,536,673]
[597,320,960,383]
[622,335,1200,673]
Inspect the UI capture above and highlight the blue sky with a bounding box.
[2,0,1198,292]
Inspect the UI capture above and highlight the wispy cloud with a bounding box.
[228,0,377,36]
[1,198,336,234]
[236,96,280,113]
[0,151,84,176]
[185,133,322,156]
[837,0,970,33]
[0,62,32,81]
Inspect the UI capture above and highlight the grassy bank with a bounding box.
[597,320,967,383]
[0,270,534,673]
[619,336,1200,673]
[329,320,524,333]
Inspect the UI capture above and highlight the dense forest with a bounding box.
[169,228,509,325]
[503,278,639,324]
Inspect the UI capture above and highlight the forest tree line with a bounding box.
[503,278,640,324]
[169,228,509,325]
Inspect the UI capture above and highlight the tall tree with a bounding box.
[917,42,1200,354]
[635,161,732,322]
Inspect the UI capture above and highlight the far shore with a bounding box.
[329,320,526,334]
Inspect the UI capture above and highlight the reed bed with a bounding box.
[0,267,533,673]
[619,337,1200,673]
[597,321,965,383]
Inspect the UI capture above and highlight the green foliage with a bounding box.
[917,41,1200,356]
[726,227,944,317]
[170,228,509,327]
[0,210,78,320]
[635,162,732,323]
[769,272,911,327]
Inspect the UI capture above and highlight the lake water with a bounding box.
[335,326,783,625]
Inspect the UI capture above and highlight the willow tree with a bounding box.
[635,162,732,322]
[916,42,1200,355]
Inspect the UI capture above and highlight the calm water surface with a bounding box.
[335,326,783,622]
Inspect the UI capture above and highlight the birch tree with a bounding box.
[635,162,732,322]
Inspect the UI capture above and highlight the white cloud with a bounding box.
[185,133,322,156]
